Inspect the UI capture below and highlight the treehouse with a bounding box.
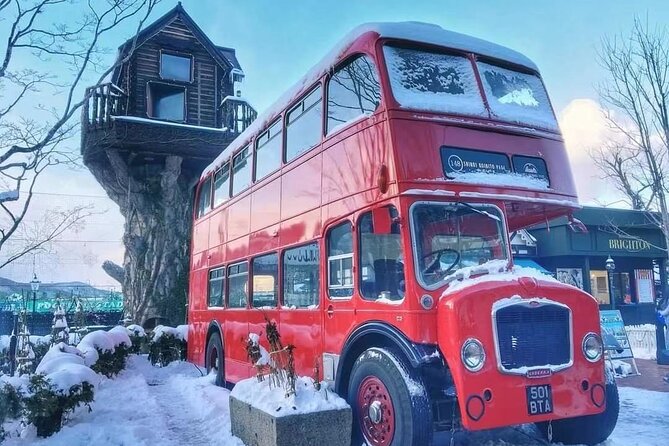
[81,2,256,172]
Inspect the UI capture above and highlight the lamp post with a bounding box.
[605,256,616,310]
[30,273,40,333]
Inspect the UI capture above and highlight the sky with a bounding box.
[1,0,668,287]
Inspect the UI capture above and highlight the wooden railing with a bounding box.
[221,95,257,135]
[82,83,126,130]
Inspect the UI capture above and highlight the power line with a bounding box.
[31,191,110,199]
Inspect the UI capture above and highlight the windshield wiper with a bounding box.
[457,202,501,222]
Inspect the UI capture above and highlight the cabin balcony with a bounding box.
[80,83,256,170]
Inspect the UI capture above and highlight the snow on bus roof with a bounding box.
[201,22,539,180]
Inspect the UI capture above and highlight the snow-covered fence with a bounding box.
[625,324,656,360]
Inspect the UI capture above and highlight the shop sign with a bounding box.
[599,310,634,360]
[608,238,651,252]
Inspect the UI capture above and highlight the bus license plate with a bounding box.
[526,384,553,415]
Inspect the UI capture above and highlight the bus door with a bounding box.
[279,242,323,377]
[322,220,357,380]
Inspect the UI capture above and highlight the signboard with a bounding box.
[0,295,123,314]
[512,155,549,183]
[634,269,655,303]
[441,147,511,176]
[599,310,634,360]
[440,147,550,184]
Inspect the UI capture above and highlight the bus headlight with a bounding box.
[461,338,485,372]
[582,333,603,362]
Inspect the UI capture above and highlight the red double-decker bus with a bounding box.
[188,22,618,446]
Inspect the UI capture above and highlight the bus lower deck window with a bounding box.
[227,262,249,308]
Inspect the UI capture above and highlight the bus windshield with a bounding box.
[411,202,508,288]
[383,44,558,131]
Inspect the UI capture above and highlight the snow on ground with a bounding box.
[3,354,666,445]
[3,356,243,446]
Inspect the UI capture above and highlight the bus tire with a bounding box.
[348,347,433,446]
[205,332,224,387]
[536,381,619,445]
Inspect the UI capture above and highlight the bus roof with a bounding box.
[201,22,538,180]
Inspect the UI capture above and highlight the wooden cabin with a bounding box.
[81,2,256,170]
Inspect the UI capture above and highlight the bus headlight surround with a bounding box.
[461,338,486,372]
[582,332,603,362]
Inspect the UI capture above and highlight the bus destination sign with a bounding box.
[441,147,550,184]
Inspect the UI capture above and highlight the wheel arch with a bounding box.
[206,320,224,353]
[334,321,441,396]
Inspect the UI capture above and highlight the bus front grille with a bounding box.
[494,301,571,373]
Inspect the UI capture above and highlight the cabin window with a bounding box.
[196,177,212,218]
[286,86,323,161]
[213,164,230,207]
[358,206,405,302]
[327,222,354,298]
[227,262,248,308]
[231,146,252,196]
[147,82,186,121]
[283,243,320,308]
[208,267,225,307]
[255,120,282,180]
[252,253,278,308]
[327,56,380,135]
[161,52,192,82]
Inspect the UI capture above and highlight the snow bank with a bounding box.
[107,326,132,348]
[231,376,349,417]
[152,325,188,342]
[77,331,115,366]
[0,334,9,352]
[126,324,146,337]
[34,343,99,392]
[441,259,559,298]
[28,335,51,346]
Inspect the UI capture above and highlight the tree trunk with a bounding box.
[86,151,194,326]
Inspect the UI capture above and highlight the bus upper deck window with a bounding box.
[196,177,212,217]
[327,55,380,135]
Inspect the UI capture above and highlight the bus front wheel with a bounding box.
[205,332,224,387]
[536,381,619,445]
[348,347,432,446]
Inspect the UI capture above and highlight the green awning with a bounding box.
[514,258,551,274]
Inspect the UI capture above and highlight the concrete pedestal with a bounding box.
[230,395,352,446]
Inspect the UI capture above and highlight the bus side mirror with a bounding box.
[372,207,392,234]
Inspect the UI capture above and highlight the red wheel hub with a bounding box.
[357,376,395,446]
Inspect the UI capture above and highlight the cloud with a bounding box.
[558,99,622,206]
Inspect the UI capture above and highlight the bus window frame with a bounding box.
[282,241,321,309]
[254,118,284,182]
[325,53,382,136]
[231,144,253,197]
[196,175,212,218]
[251,252,279,308]
[326,220,355,300]
[213,162,231,208]
[285,84,324,163]
[207,266,225,308]
[226,261,250,309]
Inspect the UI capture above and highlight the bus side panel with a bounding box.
[251,177,281,233]
[280,309,323,377]
[279,208,322,247]
[226,195,252,243]
[281,153,322,221]
[224,311,250,383]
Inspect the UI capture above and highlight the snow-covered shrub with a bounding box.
[77,329,130,378]
[0,380,22,440]
[148,325,188,367]
[126,324,146,354]
[23,373,94,438]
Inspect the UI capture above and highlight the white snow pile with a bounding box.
[448,171,549,190]
[126,324,146,337]
[441,259,559,298]
[0,334,9,352]
[107,326,132,348]
[231,375,349,417]
[610,359,634,377]
[76,330,118,366]
[151,324,188,342]
[247,333,271,367]
[34,343,99,392]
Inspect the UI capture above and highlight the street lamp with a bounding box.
[30,273,40,333]
[605,256,616,310]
